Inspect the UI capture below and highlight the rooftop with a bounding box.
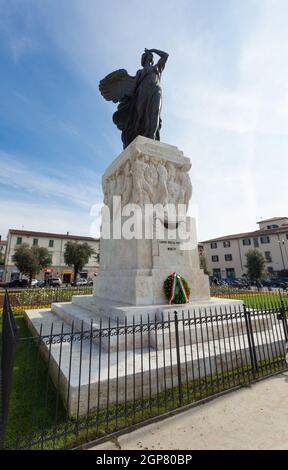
[201,225,288,244]
[8,229,98,242]
[257,217,288,224]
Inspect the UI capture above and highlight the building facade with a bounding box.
[201,217,288,280]
[0,240,7,281]
[3,229,100,283]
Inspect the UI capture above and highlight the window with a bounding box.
[226,268,235,279]
[253,238,259,248]
[33,238,38,246]
[16,237,22,245]
[210,242,217,249]
[267,224,278,229]
[260,236,270,244]
[225,254,233,261]
[49,239,54,248]
[213,269,221,279]
[212,255,219,262]
[265,251,272,263]
[242,238,251,246]
[223,241,231,248]
[267,267,274,274]
[286,234,288,240]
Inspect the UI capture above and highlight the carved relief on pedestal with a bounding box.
[166,162,180,205]
[102,151,193,211]
[131,155,153,206]
[177,164,192,209]
[122,160,133,206]
[156,160,168,206]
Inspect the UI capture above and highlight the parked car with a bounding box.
[36,280,47,288]
[210,277,221,286]
[31,279,38,287]
[0,279,29,288]
[278,282,288,290]
[227,279,243,288]
[75,278,88,286]
[261,279,273,287]
[47,277,62,287]
[269,279,288,290]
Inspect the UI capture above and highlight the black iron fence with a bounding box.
[1,291,288,450]
[1,291,17,448]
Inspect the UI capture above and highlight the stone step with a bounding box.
[25,308,73,337]
[51,301,118,331]
[69,294,245,325]
[25,299,275,357]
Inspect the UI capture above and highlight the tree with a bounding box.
[12,243,51,285]
[64,241,95,284]
[245,249,266,280]
[199,254,210,275]
[94,251,100,264]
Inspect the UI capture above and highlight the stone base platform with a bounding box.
[27,294,245,354]
[52,294,244,326]
[24,306,283,418]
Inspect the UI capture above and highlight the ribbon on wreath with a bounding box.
[168,272,189,304]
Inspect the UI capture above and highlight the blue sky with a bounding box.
[0,0,288,241]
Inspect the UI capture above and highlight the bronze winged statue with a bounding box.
[99,48,169,148]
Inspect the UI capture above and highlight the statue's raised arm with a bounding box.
[99,48,169,148]
[144,48,169,74]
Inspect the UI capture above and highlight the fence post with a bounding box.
[277,293,288,343]
[243,304,258,377]
[174,311,183,407]
[0,290,17,449]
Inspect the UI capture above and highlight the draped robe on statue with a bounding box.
[99,56,167,148]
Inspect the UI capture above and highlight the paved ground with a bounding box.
[88,372,288,450]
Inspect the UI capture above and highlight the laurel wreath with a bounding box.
[163,273,191,304]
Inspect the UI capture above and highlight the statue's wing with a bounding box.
[99,69,136,103]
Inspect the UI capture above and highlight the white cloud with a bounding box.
[0,151,102,208]
[0,2,38,63]
[0,198,96,239]
[9,35,36,62]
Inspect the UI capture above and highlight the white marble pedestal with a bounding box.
[24,136,249,417]
[90,135,210,322]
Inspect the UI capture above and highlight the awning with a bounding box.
[63,270,73,274]
[43,268,54,273]
[7,267,20,273]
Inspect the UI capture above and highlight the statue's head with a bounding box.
[141,51,154,67]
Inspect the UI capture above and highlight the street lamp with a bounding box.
[278,239,288,270]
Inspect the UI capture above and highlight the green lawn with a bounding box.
[4,315,287,450]
[4,317,67,450]
[211,290,288,310]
